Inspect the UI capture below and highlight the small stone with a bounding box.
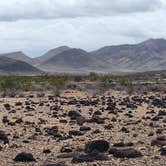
[2,116,9,124]
[69,130,84,136]
[0,130,9,144]
[85,140,109,154]
[109,148,142,158]
[14,152,36,162]
[43,149,51,154]
[160,148,166,156]
[151,136,166,146]
[60,146,73,153]
[80,126,91,131]
[68,110,81,120]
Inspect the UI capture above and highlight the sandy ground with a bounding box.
[0,89,166,166]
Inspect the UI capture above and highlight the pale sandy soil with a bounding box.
[0,89,166,166]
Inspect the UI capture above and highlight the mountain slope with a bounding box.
[0,56,41,74]
[92,38,166,72]
[35,46,71,64]
[0,51,35,65]
[39,48,109,73]
[1,38,166,74]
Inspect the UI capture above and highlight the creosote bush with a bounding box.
[0,71,164,96]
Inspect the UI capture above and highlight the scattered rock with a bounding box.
[109,148,142,158]
[80,126,91,131]
[2,116,9,124]
[0,130,9,144]
[85,140,109,154]
[160,148,166,156]
[87,116,105,124]
[69,130,84,136]
[43,149,51,154]
[45,126,58,136]
[113,142,134,147]
[4,103,11,110]
[60,146,73,153]
[104,124,114,130]
[68,110,81,120]
[14,152,36,162]
[151,136,166,146]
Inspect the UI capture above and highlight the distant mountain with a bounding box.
[92,38,166,72]
[0,56,41,74]
[0,38,166,74]
[39,48,109,73]
[0,51,35,65]
[35,46,71,64]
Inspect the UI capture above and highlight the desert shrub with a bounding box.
[0,78,19,91]
[88,72,99,81]
[52,86,60,97]
[0,72,165,96]
[73,76,84,82]
[126,83,134,95]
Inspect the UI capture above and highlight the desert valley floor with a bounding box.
[0,89,166,166]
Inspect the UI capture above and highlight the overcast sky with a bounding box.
[0,0,165,57]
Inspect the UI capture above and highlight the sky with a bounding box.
[0,0,166,57]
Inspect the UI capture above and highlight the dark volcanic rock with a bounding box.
[80,126,91,131]
[4,103,11,110]
[160,148,166,156]
[68,110,81,120]
[60,146,73,153]
[104,124,114,130]
[93,110,102,115]
[85,140,109,154]
[45,126,58,136]
[69,130,84,136]
[87,116,105,124]
[109,148,142,158]
[151,136,166,146]
[2,116,9,124]
[14,152,36,162]
[151,98,166,108]
[15,102,22,106]
[158,110,166,116]
[15,118,23,124]
[0,130,9,144]
[43,149,51,154]
[120,127,130,133]
[113,142,134,147]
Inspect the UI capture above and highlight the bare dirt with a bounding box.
[0,89,166,166]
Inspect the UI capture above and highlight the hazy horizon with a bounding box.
[0,37,163,58]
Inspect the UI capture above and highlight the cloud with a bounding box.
[0,0,165,57]
[0,0,162,21]
[0,7,166,57]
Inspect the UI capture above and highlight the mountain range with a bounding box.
[0,56,40,75]
[1,38,166,74]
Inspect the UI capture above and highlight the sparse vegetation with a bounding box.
[0,72,165,97]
